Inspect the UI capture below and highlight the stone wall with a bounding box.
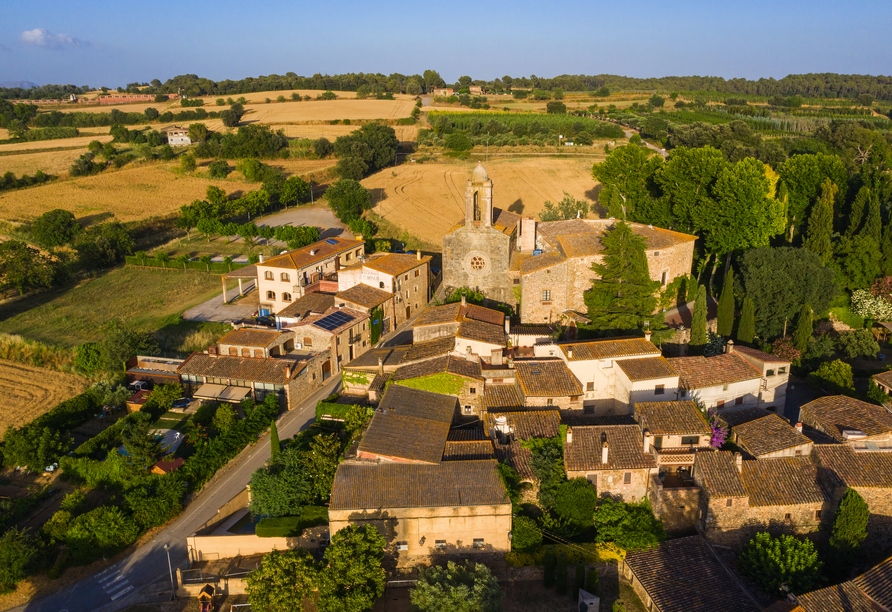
[413,322,460,343]
[567,467,655,502]
[524,394,581,411]
[647,475,700,533]
[286,349,332,409]
[443,226,515,305]
[520,261,570,323]
[699,491,824,549]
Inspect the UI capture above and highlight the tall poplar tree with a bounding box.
[690,285,708,348]
[828,488,869,577]
[738,296,756,344]
[717,267,735,337]
[270,419,281,460]
[793,304,813,352]
[584,221,660,330]
[862,195,882,245]
[803,179,837,266]
[845,186,869,237]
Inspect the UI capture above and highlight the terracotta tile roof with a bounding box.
[519,250,566,275]
[740,457,825,507]
[442,440,495,461]
[329,460,509,510]
[484,410,561,479]
[357,386,456,463]
[720,407,776,428]
[669,354,763,389]
[799,396,892,442]
[564,425,656,472]
[336,284,391,309]
[292,306,368,335]
[392,355,483,383]
[617,357,677,382]
[536,219,592,244]
[733,414,812,458]
[491,207,521,233]
[510,324,555,336]
[259,237,363,270]
[483,385,525,412]
[623,536,760,612]
[363,253,428,276]
[152,457,185,473]
[634,401,711,436]
[515,361,583,397]
[413,302,505,327]
[217,328,284,348]
[276,292,335,319]
[403,336,456,362]
[368,372,391,393]
[694,451,746,498]
[343,346,410,370]
[559,413,638,427]
[874,370,892,388]
[852,555,892,609]
[447,428,486,441]
[509,251,534,272]
[555,232,605,259]
[795,582,879,612]
[811,444,892,489]
[463,303,506,326]
[762,602,797,612]
[732,345,789,364]
[178,353,293,384]
[558,337,661,361]
[457,318,505,346]
[536,219,697,252]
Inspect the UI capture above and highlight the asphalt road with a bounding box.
[17,374,342,612]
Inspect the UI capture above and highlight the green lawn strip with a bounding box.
[256,506,329,537]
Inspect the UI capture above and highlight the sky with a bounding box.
[1,0,891,87]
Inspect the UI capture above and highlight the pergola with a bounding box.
[221,264,258,304]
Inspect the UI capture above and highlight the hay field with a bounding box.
[0,148,88,176]
[196,89,415,104]
[265,159,337,177]
[245,99,414,122]
[0,360,89,431]
[0,134,113,154]
[362,157,599,244]
[267,123,417,141]
[0,164,261,222]
[51,101,179,114]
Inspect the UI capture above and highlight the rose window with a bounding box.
[470,256,486,271]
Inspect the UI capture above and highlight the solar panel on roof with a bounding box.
[324,238,338,245]
[314,310,356,331]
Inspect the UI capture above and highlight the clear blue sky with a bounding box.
[1,0,890,87]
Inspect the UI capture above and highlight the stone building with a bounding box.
[723,410,814,460]
[441,163,697,322]
[413,297,506,345]
[513,360,583,410]
[799,395,892,448]
[669,351,766,410]
[389,354,485,417]
[564,424,657,501]
[164,125,191,146]
[730,343,791,407]
[484,410,561,482]
[216,327,295,358]
[633,400,714,484]
[289,306,371,374]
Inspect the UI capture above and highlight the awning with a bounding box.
[193,383,253,403]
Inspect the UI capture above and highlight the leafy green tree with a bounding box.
[738,532,822,597]
[593,498,665,550]
[793,304,813,353]
[122,416,164,470]
[302,433,341,503]
[281,176,310,207]
[737,296,756,343]
[174,254,189,270]
[546,101,567,114]
[857,93,874,107]
[553,478,598,536]
[584,221,660,331]
[100,324,159,371]
[314,137,333,158]
[845,186,869,237]
[836,329,880,359]
[180,154,196,172]
[212,404,237,434]
[0,528,39,594]
[2,425,71,471]
[717,268,735,336]
[65,506,140,565]
[445,132,472,151]
[828,488,869,576]
[591,146,661,221]
[246,549,318,612]
[649,94,665,108]
[538,192,590,222]
[249,446,310,518]
[861,193,882,246]
[31,209,81,247]
[188,123,209,142]
[336,154,369,180]
[511,516,542,553]
[778,153,846,243]
[208,160,230,178]
[270,420,280,460]
[317,525,386,612]
[123,474,185,529]
[525,437,565,509]
[837,233,882,290]
[808,359,855,395]
[882,225,892,277]
[74,342,103,374]
[868,379,890,405]
[690,285,708,348]
[75,222,134,270]
[0,240,62,295]
[410,560,501,612]
[326,179,371,223]
[803,179,837,265]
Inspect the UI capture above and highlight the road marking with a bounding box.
[95,570,132,601]
[110,586,134,601]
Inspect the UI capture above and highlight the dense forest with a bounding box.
[3,71,892,101]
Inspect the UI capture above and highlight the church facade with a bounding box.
[443,163,697,324]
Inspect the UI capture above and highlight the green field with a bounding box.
[0,267,224,348]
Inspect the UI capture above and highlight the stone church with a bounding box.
[443,162,697,323]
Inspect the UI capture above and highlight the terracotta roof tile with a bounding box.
[617,357,677,382]
[259,237,363,270]
[363,253,428,276]
[669,354,763,389]
[799,396,892,442]
[336,284,392,309]
[623,536,760,612]
[510,324,555,336]
[519,251,566,275]
[178,353,293,385]
[484,385,525,412]
[392,355,483,383]
[874,370,892,388]
[343,346,410,370]
[811,444,892,489]
[564,425,656,472]
[720,407,776,428]
[559,413,638,427]
[217,328,285,348]
[329,460,509,510]
[795,582,878,612]
[732,345,790,364]
[413,302,505,327]
[536,219,697,252]
[403,336,456,362]
[740,457,825,507]
[447,428,486,441]
[484,410,560,479]
[559,337,661,361]
[852,555,892,609]
[634,401,712,436]
[442,440,495,461]
[515,361,583,397]
[491,207,521,233]
[276,292,335,319]
[368,372,392,393]
[733,414,813,458]
[457,319,505,346]
[694,451,746,498]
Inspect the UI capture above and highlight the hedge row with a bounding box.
[256,506,329,537]
[124,256,249,274]
[315,401,356,422]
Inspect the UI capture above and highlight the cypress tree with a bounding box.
[862,195,882,246]
[574,563,585,598]
[717,267,735,337]
[690,285,708,348]
[845,186,869,237]
[793,304,812,353]
[584,221,660,331]
[738,296,756,344]
[543,547,556,587]
[803,179,837,266]
[882,224,892,277]
[270,419,280,460]
[829,488,869,576]
[555,552,568,595]
[586,567,600,595]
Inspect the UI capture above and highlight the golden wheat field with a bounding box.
[362,157,600,245]
[51,100,179,114]
[0,148,89,176]
[244,99,415,123]
[0,360,89,431]
[0,134,114,154]
[0,164,261,222]
[264,123,418,141]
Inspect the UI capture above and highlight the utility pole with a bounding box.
[164,543,175,601]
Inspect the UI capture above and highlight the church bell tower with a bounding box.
[465,162,494,227]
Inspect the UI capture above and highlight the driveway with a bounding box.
[255,204,353,242]
[181,280,257,322]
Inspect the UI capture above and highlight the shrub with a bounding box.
[65,506,140,565]
[208,160,231,178]
[256,507,329,537]
[0,528,39,594]
[445,133,472,151]
[512,516,543,553]
[808,359,855,395]
[739,532,822,596]
[314,137,333,158]
[836,329,880,359]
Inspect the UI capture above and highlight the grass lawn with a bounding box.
[0,266,224,348]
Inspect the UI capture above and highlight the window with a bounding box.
[415,269,420,277]
[722,383,729,391]
[435,540,446,550]
[784,513,792,520]
[654,251,660,256]
[266,291,276,300]
[463,405,473,414]
[655,384,665,395]
[513,278,520,285]
[229,347,237,356]
[735,396,743,405]
[542,289,551,301]
[653,436,663,450]
[716,400,725,408]
[546,398,553,405]
[379,282,385,289]
[660,269,668,285]
[766,369,775,377]
[587,473,598,487]
[254,349,263,358]
[681,436,699,445]
[470,387,476,394]
[281,272,290,282]
[815,510,822,520]
[587,382,594,392]
[473,538,485,549]
[679,389,687,397]
[795,449,802,456]
[778,367,787,374]
[304,337,313,347]
[405,274,409,281]
[264,271,274,280]
[282,292,292,302]
[241,348,250,357]
[726,499,733,507]
[345,253,351,261]
[623,472,632,484]
[396,542,408,551]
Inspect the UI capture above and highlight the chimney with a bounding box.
[491,348,503,366]
[378,357,384,377]
[725,339,735,354]
[795,422,803,434]
[259,253,265,263]
[568,347,574,360]
[461,294,467,307]
[566,427,573,444]
[285,365,291,379]
[520,217,537,251]
[644,330,652,342]
[417,250,422,261]
[504,317,510,334]
[734,452,743,473]
[601,440,609,465]
[643,429,652,453]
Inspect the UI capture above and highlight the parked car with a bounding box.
[128,380,149,392]
[44,462,58,473]
[255,315,276,327]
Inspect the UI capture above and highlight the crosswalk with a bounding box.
[94,565,134,601]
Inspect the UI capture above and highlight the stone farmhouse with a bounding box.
[874,369,892,396]
[799,395,892,450]
[441,162,696,323]
[290,306,372,374]
[722,408,813,459]
[164,125,191,146]
[564,423,657,501]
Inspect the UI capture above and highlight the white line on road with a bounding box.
[109,586,134,601]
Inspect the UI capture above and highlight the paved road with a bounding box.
[622,128,668,158]
[16,375,342,612]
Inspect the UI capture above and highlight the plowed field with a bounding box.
[0,360,88,431]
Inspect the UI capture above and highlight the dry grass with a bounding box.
[194,88,414,104]
[265,123,418,141]
[0,134,113,154]
[361,157,599,244]
[0,359,88,431]
[0,148,89,176]
[49,100,179,114]
[265,158,337,177]
[244,99,415,123]
[0,163,262,222]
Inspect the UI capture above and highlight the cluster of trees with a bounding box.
[26,105,222,129]
[0,170,51,193]
[427,112,624,147]
[332,123,399,180]
[192,124,288,159]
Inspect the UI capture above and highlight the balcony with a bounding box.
[651,445,716,467]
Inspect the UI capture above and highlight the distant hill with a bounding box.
[0,81,39,89]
